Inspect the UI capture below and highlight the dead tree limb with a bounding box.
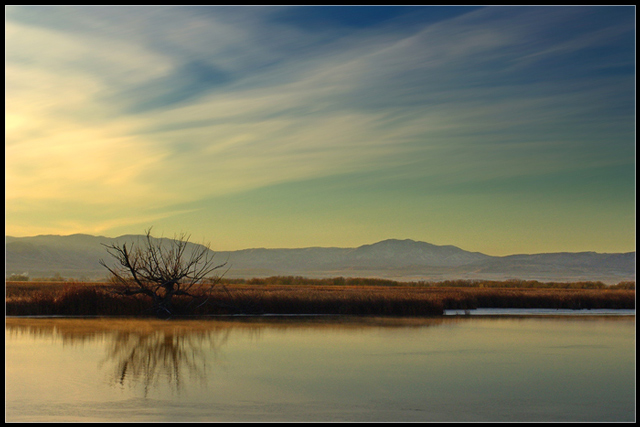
[100,228,227,318]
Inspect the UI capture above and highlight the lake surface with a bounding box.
[5,315,636,422]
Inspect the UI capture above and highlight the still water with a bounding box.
[5,315,635,422]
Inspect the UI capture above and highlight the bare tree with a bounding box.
[99,228,227,318]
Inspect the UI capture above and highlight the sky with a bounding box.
[5,6,636,255]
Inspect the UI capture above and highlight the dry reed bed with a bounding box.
[5,279,635,317]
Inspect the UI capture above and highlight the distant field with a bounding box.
[5,277,635,317]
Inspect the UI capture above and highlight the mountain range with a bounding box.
[5,234,635,284]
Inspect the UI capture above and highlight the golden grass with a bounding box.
[5,277,635,317]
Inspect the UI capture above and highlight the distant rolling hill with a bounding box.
[5,234,635,284]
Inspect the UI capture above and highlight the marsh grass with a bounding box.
[5,278,635,317]
[6,285,147,316]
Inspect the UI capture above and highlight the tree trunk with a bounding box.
[153,294,174,318]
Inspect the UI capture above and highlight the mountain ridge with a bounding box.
[6,234,630,255]
[5,234,635,284]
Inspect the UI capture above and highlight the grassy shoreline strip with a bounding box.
[6,279,635,317]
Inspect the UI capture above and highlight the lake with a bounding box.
[5,314,636,422]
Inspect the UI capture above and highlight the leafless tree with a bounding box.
[99,228,227,318]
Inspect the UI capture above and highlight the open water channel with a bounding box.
[5,312,636,422]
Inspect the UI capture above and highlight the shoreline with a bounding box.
[6,279,635,318]
[6,308,636,321]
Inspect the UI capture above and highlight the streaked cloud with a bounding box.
[5,6,635,253]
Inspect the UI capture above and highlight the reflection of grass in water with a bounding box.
[4,316,455,339]
[5,279,635,317]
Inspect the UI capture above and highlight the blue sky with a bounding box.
[5,6,635,255]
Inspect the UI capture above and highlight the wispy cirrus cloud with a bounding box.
[5,6,635,252]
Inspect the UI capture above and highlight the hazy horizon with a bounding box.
[5,233,636,257]
[6,6,636,256]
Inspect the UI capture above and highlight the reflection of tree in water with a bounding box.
[99,328,232,396]
[6,316,462,396]
[4,319,262,397]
